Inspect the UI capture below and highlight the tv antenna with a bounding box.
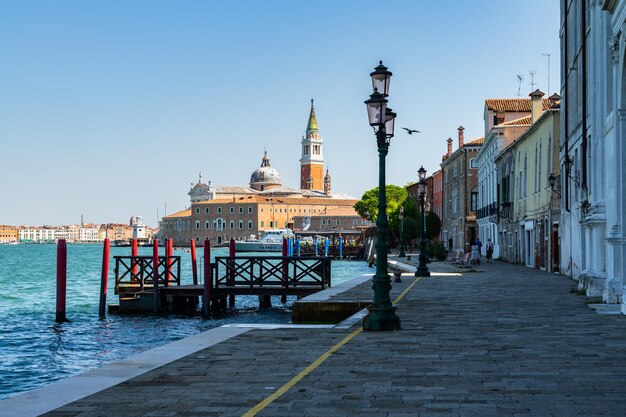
[542,52,551,93]
[516,74,524,97]
[529,69,537,91]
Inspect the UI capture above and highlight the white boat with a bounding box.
[235,229,294,252]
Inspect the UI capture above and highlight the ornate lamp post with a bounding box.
[398,206,405,257]
[362,61,401,331]
[415,166,431,277]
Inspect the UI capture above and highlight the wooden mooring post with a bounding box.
[152,239,160,314]
[280,238,288,304]
[55,239,68,323]
[190,239,198,285]
[98,239,110,317]
[202,239,211,317]
[228,238,236,307]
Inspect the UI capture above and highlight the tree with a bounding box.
[354,185,408,229]
[416,211,442,240]
[400,217,417,242]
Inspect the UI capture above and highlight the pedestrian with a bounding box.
[485,238,494,263]
[474,237,482,258]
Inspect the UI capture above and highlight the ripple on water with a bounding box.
[0,244,372,400]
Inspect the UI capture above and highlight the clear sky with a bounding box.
[0,1,560,227]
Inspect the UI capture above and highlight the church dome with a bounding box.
[250,151,282,191]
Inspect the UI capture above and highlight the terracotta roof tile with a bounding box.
[498,115,532,126]
[466,137,485,145]
[163,209,191,219]
[484,98,553,112]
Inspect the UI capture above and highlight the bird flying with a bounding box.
[402,127,421,135]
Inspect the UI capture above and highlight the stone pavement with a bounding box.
[35,260,626,416]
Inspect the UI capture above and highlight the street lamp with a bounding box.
[398,206,405,257]
[415,166,430,277]
[362,61,401,331]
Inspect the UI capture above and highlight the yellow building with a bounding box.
[0,225,18,243]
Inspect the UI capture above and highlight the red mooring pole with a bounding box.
[228,238,235,306]
[168,238,174,283]
[281,238,288,303]
[98,238,110,317]
[164,238,171,285]
[202,239,211,317]
[190,239,198,285]
[55,239,68,322]
[131,238,138,280]
[152,239,160,314]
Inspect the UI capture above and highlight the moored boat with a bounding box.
[235,229,294,252]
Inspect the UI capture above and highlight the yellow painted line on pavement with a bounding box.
[242,276,423,416]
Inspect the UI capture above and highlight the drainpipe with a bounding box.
[581,0,588,193]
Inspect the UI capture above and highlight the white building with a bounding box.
[79,225,102,242]
[560,0,626,311]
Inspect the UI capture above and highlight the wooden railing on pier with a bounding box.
[213,256,331,294]
[113,255,181,294]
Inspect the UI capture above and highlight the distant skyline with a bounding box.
[0,1,560,227]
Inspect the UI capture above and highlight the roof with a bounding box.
[306,99,319,131]
[466,137,485,145]
[484,98,553,112]
[498,115,532,126]
[194,195,357,206]
[163,209,191,219]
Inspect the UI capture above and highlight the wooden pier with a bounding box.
[111,254,331,314]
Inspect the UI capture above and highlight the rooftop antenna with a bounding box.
[516,74,524,97]
[542,52,551,94]
[529,69,537,91]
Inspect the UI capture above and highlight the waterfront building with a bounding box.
[0,225,18,243]
[160,102,358,246]
[476,93,559,259]
[560,1,626,310]
[79,224,103,243]
[440,126,483,252]
[19,226,57,243]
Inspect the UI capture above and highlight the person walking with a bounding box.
[474,237,482,258]
[485,238,494,263]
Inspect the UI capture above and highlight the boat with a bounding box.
[235,229,294,252]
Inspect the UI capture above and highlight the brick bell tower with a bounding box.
[300,99,325,191]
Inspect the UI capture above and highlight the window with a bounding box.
[470,158,478,169]
[205,208,210,214]
[353,219,357,226]
[248,221,252,229]
[229,221,234,229]
[230,207,234,214]
[261,221,265,227]
[238,220,243,229]
[336,219,341,225]
[205,221,210,229]
[269,221,274,228]
[195,221,200,230]
[248,207,253,214]
[217,207,222,214]
[471,192,478,211]
[261,208,264,213]
[239,207,243,214]
[195,208,200,214]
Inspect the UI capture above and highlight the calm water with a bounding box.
[0,244,372,400]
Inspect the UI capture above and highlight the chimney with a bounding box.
[529,89,545,123]
[446,138,453,156]
[457,126,465,148]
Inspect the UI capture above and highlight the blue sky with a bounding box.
[0,1,560,227]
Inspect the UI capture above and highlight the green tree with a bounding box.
[416,211,442,240]
[354,185,408,229]
[400,217,417,242]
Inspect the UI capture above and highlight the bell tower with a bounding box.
[300,99,324,190]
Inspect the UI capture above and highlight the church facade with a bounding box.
[159,101,358,246]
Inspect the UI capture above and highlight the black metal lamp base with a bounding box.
[363,305,401,331]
